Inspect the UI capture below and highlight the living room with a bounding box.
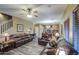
[0,4,79,55]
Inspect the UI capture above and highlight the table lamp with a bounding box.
[4,33,9,41]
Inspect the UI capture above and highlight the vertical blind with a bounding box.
[73,5,79,53]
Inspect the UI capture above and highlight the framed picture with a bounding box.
[17,24,24,32]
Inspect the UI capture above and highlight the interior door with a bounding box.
[64,18,70,42]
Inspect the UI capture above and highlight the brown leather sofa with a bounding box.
[0,33,35,52]
[9,33,34,48]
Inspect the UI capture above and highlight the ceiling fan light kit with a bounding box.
[27,14,32,18]
[23,8,38,18]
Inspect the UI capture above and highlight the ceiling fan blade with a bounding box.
[33,10,38,13]
[34,14,38,17]
[21,8,27,11]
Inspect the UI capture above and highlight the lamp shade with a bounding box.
[55,32,60,37]
[4,33,9,36]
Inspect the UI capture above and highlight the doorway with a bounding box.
[64,18,70,42]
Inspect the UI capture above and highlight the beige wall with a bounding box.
[62,4,77,44]
[12,17,33,34]
[0,14,34,35]
[0,13,10,23]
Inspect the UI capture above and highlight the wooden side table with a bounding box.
[0,39,15,53]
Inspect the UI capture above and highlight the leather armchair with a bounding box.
[38,37,49,46]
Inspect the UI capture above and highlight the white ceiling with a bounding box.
[0,4,67,24]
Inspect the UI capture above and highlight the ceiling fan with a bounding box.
[22,8,38,18]
[0,7,38,18]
